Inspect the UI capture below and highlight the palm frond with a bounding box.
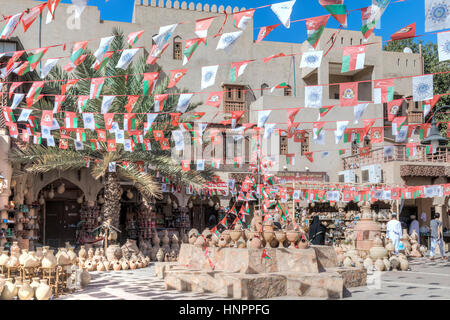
[118,164,162,199]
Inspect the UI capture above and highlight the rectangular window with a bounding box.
[173,41,182,60]
[223,84,246,114]
[280,136,288,155]
[301,133,309,155]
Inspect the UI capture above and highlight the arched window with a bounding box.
[284,85,292,96]
[261,83,269,96]
[173,36,182,60]
[301,132,309,155]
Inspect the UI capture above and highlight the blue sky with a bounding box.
[36,0,436,44]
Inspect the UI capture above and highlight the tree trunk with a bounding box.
[102,172,121,231]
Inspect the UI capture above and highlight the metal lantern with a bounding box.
[48,186,55,199]
[57,183,65,194]
[126,189,134,200]
[39,194,45,205]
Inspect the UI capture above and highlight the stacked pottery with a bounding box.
[363,257,373,270]
[1,278,16,300]
[375,258,385,271]
[105,245,122,261]
[35,247,44,262]
[35,279,52,300]
[30,277,40,295]
[56,248,71,266]
[6,254,19,268]
[67,247,77,264]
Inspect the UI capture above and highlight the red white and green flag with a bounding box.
[230,60,253,82]
[183,38,206,65]
[90,77,105,99]
[27,47,48,71]
[232,9,255,30]
[363,119,376,137]
[107,139,116,152]
[22,3,46,32]
[305,152,314,163]
[26,81,45,105]
[3,107,15,124]
[65,41,88,71]
[418,123,431,140]
[61,79,79,95]
[392,116,407,134]
[255,24,279,43]
[92,51,113,72]
[360,5,380,40]
[306,15,329,49]
[264,52,286,63]
[143,72,159,96]
[124,95,139,113]
[211,158,221,169]
[14,62,31,76]
[6,50,25,72]
[319,0,348,27]
[1,12,23,40]
[270,82,289,93]
[373,79,394,104]
[406,143,417,158]
[124,113,136,131]
[46,0,61,24]
[127,30,144,47]
[286,153,295,165]
[317,105,334,120]
[65,111,78,129]
[33,132,42,145]
[40,110,53,127]
[194,17,215,38]
[261,248,271,261]
[90,139,101,151]
[423,95,441,118]
[338,149,347,156]
[341,45,366,72]
[75,128,86,142]
[390,22,416,41]
[154,94,168,112]
[168,69,187,88]
[77,96,89,113]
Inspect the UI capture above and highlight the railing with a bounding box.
[407,111,424,124]
[342,145,450,170]
[224,101,245,113]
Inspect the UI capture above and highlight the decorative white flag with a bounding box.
[395,125,408,142]
[101,96,115,114]
[51,118,60,130]
[46,136,55,147]
[18,109,32,122]
[115,130,125,144]
[270,0,296,28]
[335,121,349,144]
[83,113,96,130]
[145,114,158,132]
[108,162,116,172]
[197,159,205,171]
[201,65,219,90]
[425,0,450,32]
[437,31,450,62]
[176,93,193,113]
[172,130,185,151]
[305,86,323,108]
[263,123,277,139]
[124,139,132,152]
[40,58,59,79]
[412,75,433,101]
[75,141,84,151]
[116,49,139,70]
[71,0,88,18]
[11,94,24,109]
[93,36,115,62]
[300,50,323,69]
[258,110,272,127]
[153,24,178,50]
[216,31,243,51]
[41,126,52,139]
[0,13,22,40]
[353,103,369,124]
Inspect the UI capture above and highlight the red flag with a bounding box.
[9,82,23,99]
[159,138,170,150]
[61,79,79,95]
[370,127,383,143]
[304,152,314,163]
[363,119,376,137]
[339,82,358,106]
[146,43,169,65]
[168,69,187,88]
[390,22,416,41]
[387,99,402,122]
[205,91,223,108]
[107,139,116,151]
[104,113,114,130]
[41,110,53,127]
[7,51,24,71]
[170,113,181,126]
[124,95,139,113]
[255,24,279,43]
[97,129,107,142]
[264,52,286,63]
[22,4,46,32]
[195,17,216,38]
[231,110,245,128]
[287,108,301,124]
[182,160,190,171]
[153,130,164,141]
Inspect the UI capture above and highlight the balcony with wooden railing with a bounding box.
[342,145,450,170]
[407,111,424,124]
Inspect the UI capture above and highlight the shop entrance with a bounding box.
[42,179,83,248]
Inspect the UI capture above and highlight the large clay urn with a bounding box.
[375,258,385,271]
[41,249,57,268]
[19,249,29,266]
[67,248,77,264]
[353,203,381,251]
[121,260,129,270]
[6,255,19,268]
[23,251,40,268]
[30,277,40,294]
[106,245,123,261]
[286,231,300,248]
[156,248,164,262]
[35,279,52,300]
[56,248,71,266]
[0,250,10,267]
[369,235,388,260]
[78,245,87,260]
[385,239,395,257]
[250,215,263,232]
[229,229,243,243]
[221,230,231,244]
[274,231,286,248]
[18,279,34,300]
[0,278,16,300]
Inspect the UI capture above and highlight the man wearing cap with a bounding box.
[386,212,402,255]
[409,214,420,244]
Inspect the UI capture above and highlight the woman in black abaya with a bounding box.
[308,216,327,245]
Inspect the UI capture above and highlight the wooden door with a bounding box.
[45,200,80,248]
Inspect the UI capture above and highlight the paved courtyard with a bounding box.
[58,257,449,300]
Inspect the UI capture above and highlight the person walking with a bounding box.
[308,216,327,245]
[430,213,447,260]
[386,212,402,255]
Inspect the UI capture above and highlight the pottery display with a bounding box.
[23,251,40,267]
[369,235,388,260]
[19,249,29,265]
[399,257,409,271]
[375,258,385,271]
[18,279,34,300]
[10,241,20,258]
[274,231,286,247]
[383,258,391,271]
[35,279,52,300]
[229,229,243,243]
[105,245,123,261]
[41,249,57,268]
[389,256,400,270]
[286,231,300,248]
[0,250,10,266]
[78,246,87,260]
[249,237,262,249]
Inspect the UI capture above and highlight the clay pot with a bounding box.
[263,231,275,248]
[113,260,121,271]
[274,231,286,246]
[137,260,143,269]
[236,239,247,248]
[383,258,391,271]
[18,279,34,300]
[385,239,395,256]
[88,248,94,259]
[343,256,353,267]
[121,260,129,270]
[41,249,57,268]
[389,256,400,270]
[23,251,40,267]
[194,236,206,248]
[103,260,111,271]
[375,258,385,271]
[35,279,52,300]
[19,249,29,266]
[156,248,164,262]
[1,278,16,300]
[10,241,20,258]
[97,261,105,271]
[0,251,10,266]
[286,231,300,248]
[67,248,77,264]
[399,257,409,271]
[6,255,19,268]
[129,261,137,270]
[363,257,373,270]
[106,245,123,261]
[229,230,242,242]
[0,274,4,293]
[249,237,262,249]
[30,277,40,294]
[221,230,231,244]
[78,246,87,260]
[13,278,21,296]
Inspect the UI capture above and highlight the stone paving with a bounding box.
[58,257,449,300]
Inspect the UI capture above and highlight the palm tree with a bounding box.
[10,29,212,230]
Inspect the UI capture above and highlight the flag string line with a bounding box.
[0,0,412,56]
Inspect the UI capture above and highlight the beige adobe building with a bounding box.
[0,0,448,243]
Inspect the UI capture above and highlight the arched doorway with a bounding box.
[188,195,220,231]
[41,179,83,248]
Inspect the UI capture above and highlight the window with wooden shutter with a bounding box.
[284,85,292,96]
[223,84,246,113]
[280,135,288,155]
[301,132,309,155]
[173,36,182,60]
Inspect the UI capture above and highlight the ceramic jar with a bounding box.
[41,249,57,268]
[399,257,409,271]
[363,257,373,270]
[56,248,71,265]
[113,260,121,271]
[10,241,20,258]
[369,236,388,260]
[1,278,16,300]
[286,231,300,248]
[389,256,400,270]
[105,245,122,261]
[78,245,87,260]
[97,261,105,271]
[18,279,34,300]
[80,268,91,288]
[0,250,10,266]
[35,279,52,300]
[35,247,44,261]
[67,248,77,264]
[375,258,385,271]
[343,256,353,267]
[156,248,164,262]
[103,260,110,271]
[19,249,29,266]
[383,258,391,271]
[6,255,19,268]
[129,261,136,270]
[121,260,129,270]
[249,237,262,249]
[23,251,40,267]
[30,277,40,294]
